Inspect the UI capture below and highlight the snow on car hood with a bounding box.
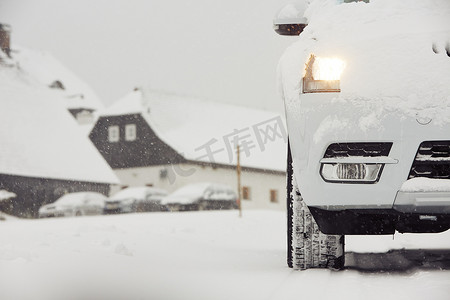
[278,0,450,128]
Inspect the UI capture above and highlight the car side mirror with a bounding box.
[273,2,308,36]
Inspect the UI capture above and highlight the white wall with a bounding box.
[113,164,286,211]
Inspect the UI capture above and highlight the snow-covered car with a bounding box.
[38,192,106,218]
[104,186,168,214]
[161,182,238,211]
[275,0,450,269]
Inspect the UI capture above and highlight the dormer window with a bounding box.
[108,125,120,142]
[49,80,65,90]
[125,124,136,141]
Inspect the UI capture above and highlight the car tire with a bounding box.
[287,140,345,270]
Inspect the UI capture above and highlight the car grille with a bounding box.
[323,142,393,158]
[408,141,450,179]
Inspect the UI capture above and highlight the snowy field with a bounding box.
[1,210,450,300]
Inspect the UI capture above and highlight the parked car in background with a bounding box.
[161,182,238,212]
[104,186,168,214]
[38,192,106,218]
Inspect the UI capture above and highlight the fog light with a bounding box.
[337,163,366,179]
[320,163,383,183]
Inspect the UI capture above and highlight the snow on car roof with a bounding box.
[55,192,105,205]
[109,186,168,200]
[279,0,450,129]
[0,66,119,184]
[102,89,287,172]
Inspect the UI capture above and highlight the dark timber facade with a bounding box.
[89,114,185,169]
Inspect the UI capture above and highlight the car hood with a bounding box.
[278,0,450,126]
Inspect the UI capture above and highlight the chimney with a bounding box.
[0,24,11,57]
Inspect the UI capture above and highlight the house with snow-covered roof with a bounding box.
[89,88,288,210]
[12,45,104,125]
[0,26,119,217]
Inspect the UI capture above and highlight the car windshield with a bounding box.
[109,188,149,200]
[169,183,211,198]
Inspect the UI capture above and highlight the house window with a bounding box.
[270,189,278,203]
[242,186,251,200]
[108,125,120,142]
[160,168,168,179]
[125,124,137,141]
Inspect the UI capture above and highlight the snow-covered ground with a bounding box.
[1,210,449,300]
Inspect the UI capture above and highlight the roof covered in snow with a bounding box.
[103,89,287,172]
[0,190,16,202]
[4,46,104,111]
[0,59,119,184]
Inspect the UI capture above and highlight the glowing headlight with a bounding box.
[320,163,383,183]
[121,198,135,205]
[303,55,346,93]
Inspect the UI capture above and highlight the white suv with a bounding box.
[275,0,450,269]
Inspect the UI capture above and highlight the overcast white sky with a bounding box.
[0,0,294,111]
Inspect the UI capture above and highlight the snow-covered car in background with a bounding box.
[275,0,450,269]
[161,182,238,212]
[104,186,168,214]
[38,192,106,218]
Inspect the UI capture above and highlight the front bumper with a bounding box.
[310,189,450,234]
[309,206,450,235]
[287,93,450,209]
[286,93,450,233]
